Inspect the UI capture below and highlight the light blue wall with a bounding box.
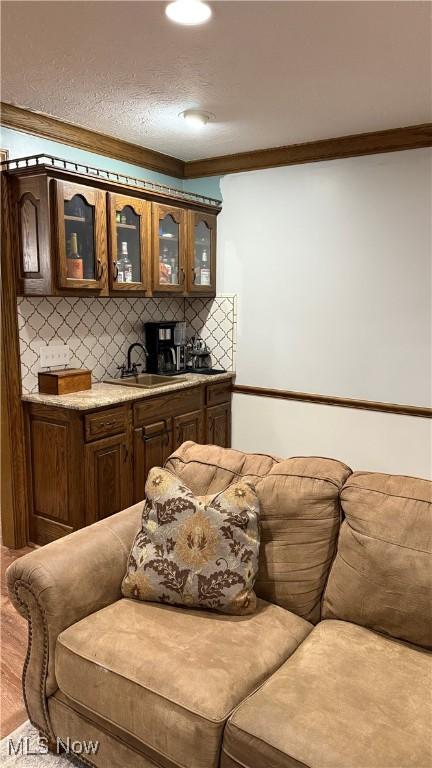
[181,174,222,201]
[0,126,222,200]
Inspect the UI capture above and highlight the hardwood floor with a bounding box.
[1,538,33,737]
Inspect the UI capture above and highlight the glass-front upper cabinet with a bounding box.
[54,180,108,292]
[188,212,217,296]
[152,203,187,293]
[108,194,150,292]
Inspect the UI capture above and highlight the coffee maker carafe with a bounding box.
[144,321,187,375]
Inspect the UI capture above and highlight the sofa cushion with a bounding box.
[322,471,432,648]
[222,620,432,768]
[166,443,351,622]
[122,467,260,615]
[55,597,311,768]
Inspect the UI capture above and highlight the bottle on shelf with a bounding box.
[117,241,133,283]
[170,253,178,284]
[66,232,84,279]
[200,249,210,286]
[160,246,172,284]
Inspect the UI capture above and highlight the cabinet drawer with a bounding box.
[134,386,203,427]
[85,406,129,441]
[206,380,232,406]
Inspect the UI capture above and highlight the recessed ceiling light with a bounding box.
[179,109,214,128]
[166,0,212,26]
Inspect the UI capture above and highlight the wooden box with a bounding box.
[38,369,92,395]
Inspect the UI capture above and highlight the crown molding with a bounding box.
[184,123,432,178]
[2,104,431,181]
[0,103,185,179]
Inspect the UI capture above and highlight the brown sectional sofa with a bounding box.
[7,441,432,768]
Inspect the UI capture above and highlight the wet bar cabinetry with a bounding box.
[7,156,220,298]
[24,379,232,545]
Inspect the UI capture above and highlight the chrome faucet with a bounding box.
[118,343,149,378]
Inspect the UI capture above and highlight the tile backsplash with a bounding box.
[17,295,237,393]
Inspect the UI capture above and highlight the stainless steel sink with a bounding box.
[104,373,186,389]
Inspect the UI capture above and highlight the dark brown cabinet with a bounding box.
[24,378,232,545]
[7,158,220,298]
[53,180,108,293]
[187,211,217,296]
[174,409,204,448]
[85,433,132,525]
[206,402,232,447]
[25,404,84,544]
[133,421,173,503]
[14,173,52,295]
[152,203,187,294]
[108,193,151,293]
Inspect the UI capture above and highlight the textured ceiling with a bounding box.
[1,1,430,161]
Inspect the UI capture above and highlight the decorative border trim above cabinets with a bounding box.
[233,384,432,419]
[2,104,431,180]
[1,102,185,178]
[184,124,432,178]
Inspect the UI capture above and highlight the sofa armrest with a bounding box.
[6,502,142,736]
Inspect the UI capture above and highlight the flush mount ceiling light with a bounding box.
[166,0,212,25]
[179,109,214,128]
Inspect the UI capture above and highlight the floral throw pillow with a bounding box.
[122,467,260,615]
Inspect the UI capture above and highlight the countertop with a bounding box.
[22,371,234,412]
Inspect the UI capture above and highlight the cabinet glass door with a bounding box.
[153,204,186,293]
[64,195,96,280]
[109,194,149,291]
[188,212,216,295]
[56,180,107,292]
[159,214,180,286]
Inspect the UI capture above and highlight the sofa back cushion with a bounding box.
[166,443,351,623]
[322,471,432,649]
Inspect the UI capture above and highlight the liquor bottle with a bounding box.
[160,246,172,284]
[200,249,210,286]
[118,241,133,282]
[66,232,84,279]
[170,254,178,284]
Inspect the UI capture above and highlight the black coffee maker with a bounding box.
[144,321,186,374]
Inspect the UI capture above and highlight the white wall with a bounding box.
[218,149,431,407]
[233,394,431,478]
[217,150,431,477]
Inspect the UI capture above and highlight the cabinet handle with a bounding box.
[123,443,129,462]
[142,429,170,444]
[96,259,104,280]
[113,261,119,281]
[180,268,185,286]
[192,268,197,284]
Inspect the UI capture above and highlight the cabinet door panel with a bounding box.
[133,423,172,502]
[85,433,132,524]
[206,403,231,448]
[187,211,216,296]
[54,180,108,293]
[25,407,84,545]
[14,175,52,295]
[108,193,150,293]
[152,203,187,294]
[173,410,204,449]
